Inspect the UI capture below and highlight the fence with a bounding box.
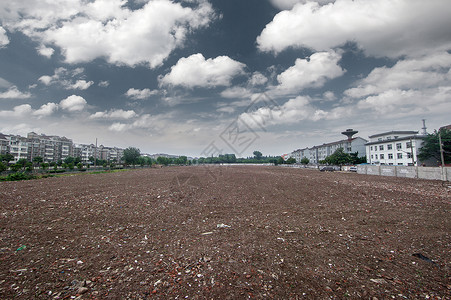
[357,165,451,181]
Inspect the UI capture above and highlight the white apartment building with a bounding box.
[365,131,426,166]
[291,136,367,164]
[7,135,29,162]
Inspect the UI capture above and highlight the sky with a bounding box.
[0,0,450,157]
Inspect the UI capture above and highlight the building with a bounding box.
[26,132,73,162]
[0,133,9,155]
[6,135,29,162]
[1,131,123,164]
[365,131,426,166]
[290,129,367,164]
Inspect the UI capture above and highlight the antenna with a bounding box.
[421,119,427,135]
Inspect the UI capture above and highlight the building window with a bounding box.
[387,144,392,150]
[388,153,393,159]
[380,154,384,159]
[375,154,378,159]
[370,146,373,151]
[406,141,412,148]
[379,145,384,151]
[396,143,402,150]
[397,153,403,159]
[371,155,373,159]
[407,153,412,159]
[398,163,403,165]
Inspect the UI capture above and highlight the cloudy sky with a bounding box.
[1,0,450,157]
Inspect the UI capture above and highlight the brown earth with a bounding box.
[0,166,449,299]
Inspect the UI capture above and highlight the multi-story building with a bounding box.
[98,145,124,162]
[7,135,29,162]
[0,132,124,164]
[290,129,367,164]
[0,133,10,155]
[365,131,426,166]
[74,144,97,163]
[26,132,73,162]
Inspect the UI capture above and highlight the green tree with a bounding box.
[157,156,170,166]
[1,153,14,164]
[33,156,43,168]
[123,147,141,167]
[286,157,296,164]
[324,148,353,165]
[17,158,29,169]
[253,151,263,160]
[41,163,49,171]
[10,163,22,172]
[77,162,84,170]
[300,157,310,165]
[64,156,75,165]
[0,161,6,172]
[418,129,451,164]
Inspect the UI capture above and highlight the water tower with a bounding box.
[341,129,358,141]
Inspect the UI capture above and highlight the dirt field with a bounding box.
[0,166,449,299]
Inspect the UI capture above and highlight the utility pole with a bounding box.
[94,138,97,168]
[410,138,415,166]
[438,131,446,182]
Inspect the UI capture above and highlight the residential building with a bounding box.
[290,129,367,164]
[74,144,97,163]
[6,134,29,162]
[26,132,73,162]
[365,131,426,166]
[0,133,9,155]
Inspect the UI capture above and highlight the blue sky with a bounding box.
[0,0,450,157]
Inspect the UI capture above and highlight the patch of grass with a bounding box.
[0,172,36,181]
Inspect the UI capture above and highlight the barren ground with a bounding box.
[0,166,450,299]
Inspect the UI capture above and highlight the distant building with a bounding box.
[0,131,123,164]
[365,131,426,166]
[27,132,73,162]
[0,133,10,155]
[6,135,29,162]
[290,129,367,164]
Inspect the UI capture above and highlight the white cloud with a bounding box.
[269,0,334,10]
[0,77,12,88]
[59,95,87,112]
[323,91,336,101]
[32,102,58,118]
[160,53,246,88]
[249,72,268,86]
[38,68,93,90]
[90,109,137,120]
[125,88,158,100]
[356,88,451,118]
[0,86,32,99]
[0,104,32,117]
[68,80,94,90]
[1,0,215,68]
[275,50,344,93]
[220,87,252,99]
[345,52,451,98]
[239,95,331,128]
[98,81,110,88]
[36,44,54,58]
[0,26,9,47]
[109,114,152,132]
[258,0,451,58]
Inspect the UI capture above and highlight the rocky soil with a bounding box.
[0,166,449,299]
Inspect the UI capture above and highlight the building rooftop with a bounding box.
[368,131,418,139]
